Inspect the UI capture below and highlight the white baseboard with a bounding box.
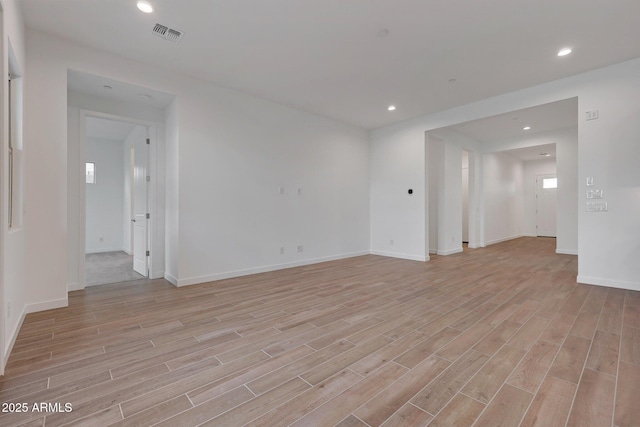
[151,270,165,280]
[485,235,523,246]
[429,249,437,255]
[577,275,640,291]
[67,282,84,292]
[556,249,578,255]
[371,250,429,262]
[165,273,178,286]
[3,305,27,374]
[176,251,371,287]
[26,298,68,314]
[468,243,481,249]
[437,247,463,256]
[85,247,125,254]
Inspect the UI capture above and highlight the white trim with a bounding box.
[371,250,429,262]
[67,282,84,292]
[577,275,640,291]
[164,273,178,286]
[77,110,164,291]
[26,298,68,314]
[437,247,463,256]
[3,306,27,373]
[176,251,371,287]
[468,243,481,249]
[85,247,126,254]
[485,235,523,246]
[556,249,578,255]
[429,249,437,255]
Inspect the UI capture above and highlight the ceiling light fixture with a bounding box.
[539,153,551,157]
[523,126,531,130]
[137,1,153,13]
[387,105,396,111]
[557,47,572,57]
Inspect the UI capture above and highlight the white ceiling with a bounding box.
[505,143,557,162]
[68,70,175,110]
[86,117,138,141]
[453,98,578,143]
[21,0,640,129]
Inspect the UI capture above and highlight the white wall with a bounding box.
[164,99,179,284]
[371,58,640,290]
[28,29,370,300]
[1,0,27,373]
[522,158,557,237]
[462,151,469,242]
[85,137,124,253]
[370,126,427,261]
[483,152,524,245]
[481,126,578,253]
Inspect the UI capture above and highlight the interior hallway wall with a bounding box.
[482,151,524,245]
[85,137,125,253]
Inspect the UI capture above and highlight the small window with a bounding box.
[86,162,95,184]
[542,178,557,189]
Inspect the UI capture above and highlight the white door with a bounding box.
[536,174,557,237]
[132,133,149,276]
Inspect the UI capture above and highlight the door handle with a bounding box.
[131,218,136,223]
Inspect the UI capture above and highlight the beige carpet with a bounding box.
[85,251,145,286]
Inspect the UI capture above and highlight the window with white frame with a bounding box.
[86,162,96,184]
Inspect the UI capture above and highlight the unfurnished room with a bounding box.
[0,1,639,426]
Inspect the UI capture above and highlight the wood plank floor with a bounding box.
[1,237,639,426]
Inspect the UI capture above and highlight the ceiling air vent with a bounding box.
[152,23,184,43]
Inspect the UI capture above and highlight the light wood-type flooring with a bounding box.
[1,237,639,426]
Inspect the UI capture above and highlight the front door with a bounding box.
[536,174,557,238]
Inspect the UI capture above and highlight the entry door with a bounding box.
[536,174,557,237]
[132,134,149,276]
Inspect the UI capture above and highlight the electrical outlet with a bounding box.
[390,239,394,246]
[585,110,599,121]
[99,237,104,242]
[280,247,285,255]
[297,188,302,196]
[297,245,303,253]
[7,302,11,318]
[279,186,285,195]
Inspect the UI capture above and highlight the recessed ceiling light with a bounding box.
[539,153,551,157]
[138,94,152,100]
[557,47,572,57]
[523,126,531,130]
[387,105,396,111]
[137,1,153,13]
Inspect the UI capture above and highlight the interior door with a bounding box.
[536,174,557,237]
[132,132,148,276]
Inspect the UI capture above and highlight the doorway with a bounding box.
[536,173,557,237]
[462,150,470,244]
[83,115,150,286]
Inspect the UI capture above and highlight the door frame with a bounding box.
[76,110,160,290]
[535,173,558,237]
